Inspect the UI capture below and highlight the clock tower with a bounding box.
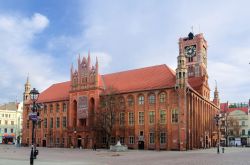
[179,32,210,99]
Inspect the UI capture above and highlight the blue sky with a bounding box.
[0,0,249,104]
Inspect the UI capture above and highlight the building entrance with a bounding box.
[42,140,46,147]
[138,141,144,150]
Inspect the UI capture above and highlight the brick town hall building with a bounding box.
[22,33,220,151]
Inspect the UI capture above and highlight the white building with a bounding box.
[0,102,23,144]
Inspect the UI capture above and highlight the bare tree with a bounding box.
[227,117,240,137]
[94,86,121,148]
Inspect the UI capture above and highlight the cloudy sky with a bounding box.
[0,0,249,104]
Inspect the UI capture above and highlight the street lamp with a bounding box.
[214,114,222,154]
[74,129,77,148]
[29,88,39,165]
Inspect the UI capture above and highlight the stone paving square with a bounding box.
[0,145,250,165]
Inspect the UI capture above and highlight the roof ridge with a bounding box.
[102,64,167,76]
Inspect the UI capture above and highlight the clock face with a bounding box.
[185,45,196,57]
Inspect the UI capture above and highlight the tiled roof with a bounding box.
[227,107,248,114]
[188,77,204,89]
[102,64,176,93]
[0,102,18,110]
[37,81,70,103]
[37,65,176,102]
[220,103,228,112]
[220,102,248,114]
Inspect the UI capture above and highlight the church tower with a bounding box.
[23,75,31,102]
[179,32,210,99]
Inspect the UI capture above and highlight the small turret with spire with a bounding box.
[23,74,31,102]
[213,80,220,107]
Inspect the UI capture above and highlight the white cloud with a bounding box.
[0,13,65,103]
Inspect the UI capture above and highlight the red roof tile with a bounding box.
[37,81,70,103]
[188,77,204,89]
[220,103,228,112]
[102,64,176,93]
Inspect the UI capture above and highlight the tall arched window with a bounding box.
[172,109,178,123]
[138,95,144,105]
[148,94,156,104]
[127,95,134,106]
[159,92,166,103]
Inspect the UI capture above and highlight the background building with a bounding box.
[22,33,220,150]
[220,101,250,146]
[0,102,23,145]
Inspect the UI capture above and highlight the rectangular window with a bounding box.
[56,117,60,128]
[44,118,47,128]
[149,111,155,124]
[160,110,166,124]
[160,132,166,144]
[50,118,53,128]
[5,120,8,125]
[139,112,144,125]
[119,112,125,126]
[63,103,67,112]
[4,128,7,133]
[129,136,134,144]
[11,128,13,133]
[111,137,116,144]
[63,117,67,128]
[149,95,156,104]
[127,97,134,106]
[56,104,60,112]
[11,121,14,125]
[172,109,178,123]
[149,132,155,144]
[159,93,166,103]
[120,137,125,144]
[62,138,65,144]
[50,104,53,113]
[128,112,134,125]
[0,120,1,125]
[138,96,144,105]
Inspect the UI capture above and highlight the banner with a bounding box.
[77,96,88,119]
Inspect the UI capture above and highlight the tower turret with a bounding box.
[213,81,220,107]
[23,75,31,102]
[176,40,187,88]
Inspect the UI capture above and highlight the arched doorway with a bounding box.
[73,100,77,127]
[138,141,144,150]
[77,135,82,148]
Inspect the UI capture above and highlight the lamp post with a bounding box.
[214,114,222,154]
[29,88,39,165]
[74,130,77,148]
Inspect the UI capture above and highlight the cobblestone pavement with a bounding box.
[0,145,250,165]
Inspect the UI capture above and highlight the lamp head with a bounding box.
[30,88,39,102]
